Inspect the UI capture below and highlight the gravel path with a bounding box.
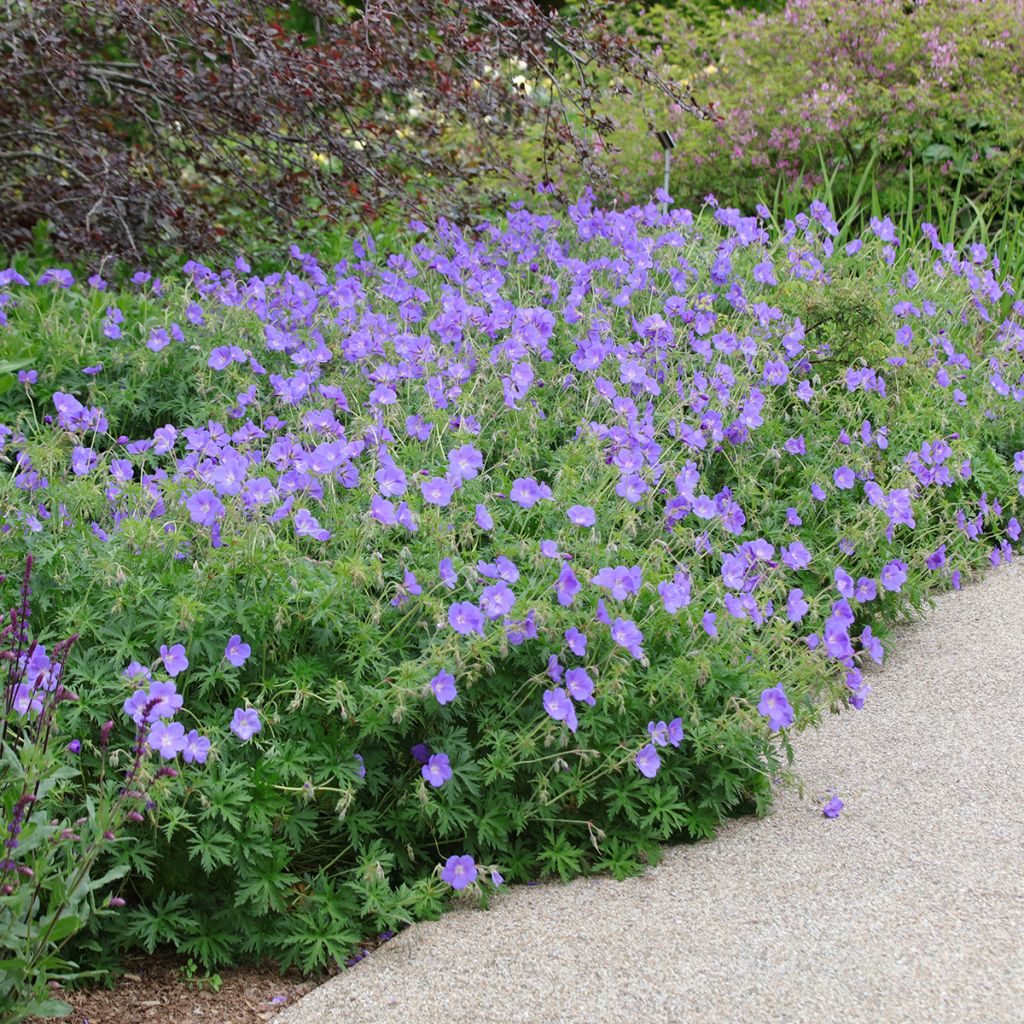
[281,563,1024,1024]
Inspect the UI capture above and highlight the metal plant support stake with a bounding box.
[655,129,675,215]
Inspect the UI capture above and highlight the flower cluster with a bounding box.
[119,641,259,761]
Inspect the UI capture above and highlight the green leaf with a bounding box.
[921,143,955,162]
[26,998,73,1018]
[44,915,83,944]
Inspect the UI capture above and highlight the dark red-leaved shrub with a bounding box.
[0,0,707,261]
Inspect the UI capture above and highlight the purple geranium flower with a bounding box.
[593,565,643,601]
[148,720,187,759]
[834,567,855,599]
[185,489,224,527]
[480,581,516,620]
[635,744,661,779]
[757,685,794,732]
[448,601,485,636]
[667,717,684,747]
[230,707,261,741]
[565,627,587,656]
[833,466,855,489]
[123,689,151,725]
[159,643,188,677]
[880,559,908,592]
[430,669,457,704]
[787,588,809,623]
[475,503,494,530]
[294,508,331,541]
[860,626,884,664]
[542,687,578,732]
[567,504,596,527]
[147,680,183,720]
[376,465,407,497]
[441,854,477,890]
[422,753,453,788]
[647,720,669,746]
[182,730,211,765]
[547,656,564,684]
[448,444,483,481]
[438,557,458,589]
[823,614,854,660]
[421,476,455,506]
[565,667,595,705]
[658,574,692,614]
[721,554,747,590]
[610,617,644,659]
[555,564,581,607]
[71,447,98,476]
[508,477,551,509]
[225,634,251,667]
[616,475,648,504]
[782,540,811,569]
[822,795,844,818]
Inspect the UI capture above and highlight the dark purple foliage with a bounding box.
[0,0,707,260]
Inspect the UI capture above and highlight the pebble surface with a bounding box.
[281,562,1024,1024]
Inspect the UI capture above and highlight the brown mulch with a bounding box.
[42,953,318,1024]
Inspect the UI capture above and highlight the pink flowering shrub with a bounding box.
[608,0,1024,214]
[0,192,1023,978]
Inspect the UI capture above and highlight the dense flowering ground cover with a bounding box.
[3,191,1024,994]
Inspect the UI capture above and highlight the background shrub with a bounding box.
[0,0,705,264]
[620,0,1024,219]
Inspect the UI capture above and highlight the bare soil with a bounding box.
[42,953,317,1024]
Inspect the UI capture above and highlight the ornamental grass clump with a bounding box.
[1,191,1023,974]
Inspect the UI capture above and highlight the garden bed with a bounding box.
[3,192,1024,1018]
